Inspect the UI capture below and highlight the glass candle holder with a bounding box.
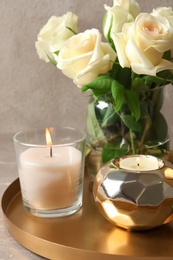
[13,126,86,218]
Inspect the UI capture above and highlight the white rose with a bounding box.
[57,29,116,87]
[152,7,173,26]
[112,13,173,76]
[35,12,78,63]
[103,0,140,39]
[151,7,173,59]
[113,0,140,18]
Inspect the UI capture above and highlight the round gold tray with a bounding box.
[2,175,173,259]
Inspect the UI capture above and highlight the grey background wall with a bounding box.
[0,0,173,145]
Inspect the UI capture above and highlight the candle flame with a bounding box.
[45,128,52,146]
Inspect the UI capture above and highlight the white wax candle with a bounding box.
[119,155,161,171]
[19,146,82,209]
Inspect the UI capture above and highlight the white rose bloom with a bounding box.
[112,13,173,76]
[113,0,140,18]
[103,0,140,39]
[151,7,173,58]
[35,12,78,63]
[152,7,173,26]
[57,29,117,87]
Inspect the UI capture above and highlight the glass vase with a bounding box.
[85,86,170,181]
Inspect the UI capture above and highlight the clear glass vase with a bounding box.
[85,86,170,181]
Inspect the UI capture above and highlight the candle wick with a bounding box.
[137,163,139,167]
[50,146,52,157]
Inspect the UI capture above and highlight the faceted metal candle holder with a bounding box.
[93,155,173,231]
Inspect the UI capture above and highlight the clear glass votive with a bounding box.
[13,126,86,218]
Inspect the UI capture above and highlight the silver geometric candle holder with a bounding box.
[93,155,173,231]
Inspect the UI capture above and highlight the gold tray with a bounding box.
[2,175,173,260]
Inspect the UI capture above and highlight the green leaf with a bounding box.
[110,63,131,88]
[82,74,114,97]
[111,80,124,112]
[157,70,173,85]
[163,50,171,60]
[125,89,140,121]
[121,115,142,132]
[143,75,164,87]
[132,77,149,92]
[54,50,60,56]
[143,70,173,87]
[102,139,128,164]
[131,70,173,90]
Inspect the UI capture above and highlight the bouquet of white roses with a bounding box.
[35,0,173,164]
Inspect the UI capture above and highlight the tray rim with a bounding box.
[2,178,173,260]
[1,178,124,260]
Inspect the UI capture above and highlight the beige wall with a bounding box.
[0,0,173,142]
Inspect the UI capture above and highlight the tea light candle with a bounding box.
[119,155,163,171]
[19,146,81,209]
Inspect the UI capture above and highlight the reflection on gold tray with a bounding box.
[2,174,173,259]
